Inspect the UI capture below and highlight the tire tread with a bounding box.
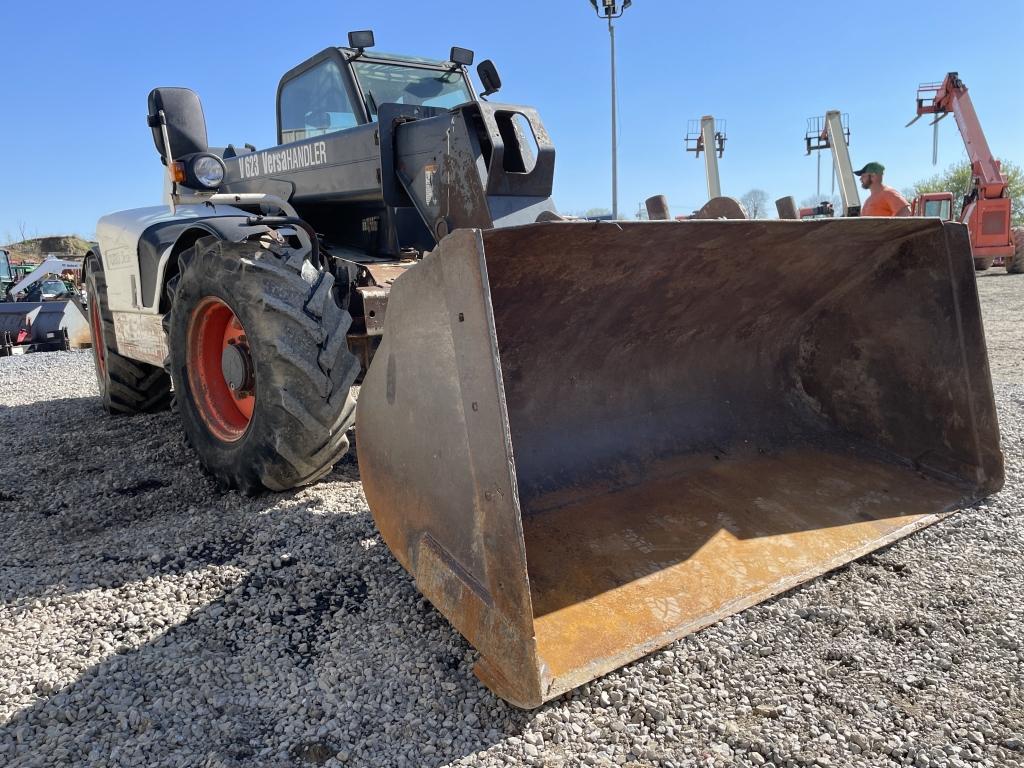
[168,239,359,492]
[87,255,172,415]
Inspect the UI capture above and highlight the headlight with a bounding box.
[190,154,225,189]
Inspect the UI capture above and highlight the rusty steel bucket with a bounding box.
[356,218,1003,708]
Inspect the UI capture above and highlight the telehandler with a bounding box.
[908,72,1018,271]
[89,32,1003,707]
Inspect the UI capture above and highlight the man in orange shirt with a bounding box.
[854,162,911,217]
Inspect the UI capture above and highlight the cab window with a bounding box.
[923,198,952,220]
[352,61,473,121]
[279,59,358,143]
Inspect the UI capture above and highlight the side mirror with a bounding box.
[147,87,209,163]
[477,60,502,98]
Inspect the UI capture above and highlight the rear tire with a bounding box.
[973,257,993,272]
[168,239,359,493]
[1007,228,1024,274]
[85,253,172,414]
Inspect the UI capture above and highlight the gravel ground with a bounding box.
[1,275,1023,768]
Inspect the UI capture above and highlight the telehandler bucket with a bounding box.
[356,218,1002,708]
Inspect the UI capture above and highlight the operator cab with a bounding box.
[276,31,483,144]
[912,192,954,221]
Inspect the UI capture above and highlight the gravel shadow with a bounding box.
[0,395,521,766]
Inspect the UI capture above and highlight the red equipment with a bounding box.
[908,72,1016,271]
[799,201,835,219]
[911,192,954,221]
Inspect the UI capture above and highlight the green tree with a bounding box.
[911,159,1023,228]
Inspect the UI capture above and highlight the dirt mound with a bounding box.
[4,235,93,263]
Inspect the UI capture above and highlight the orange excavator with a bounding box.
[908,72,1019,272]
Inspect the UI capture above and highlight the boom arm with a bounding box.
[909,72,1006,199]
[685,116,726,201]
[699,116,722,199]
[9,257,82,297]
[824,111,860,217]
[804,111,860,217]
[908,72,1013,263]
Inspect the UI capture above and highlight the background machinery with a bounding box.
[5,256,81,301]
[686,115,726,201]
[777,111,858,220]
[0,255,89,354]
[684,115,745,219]
[908,72,1018,271]
[89,33,1003,707]
[0,250,12,298]
[648,116,743,221]
[803,110,859,217]
[1,254,39,300]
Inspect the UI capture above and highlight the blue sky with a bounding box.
[1,0,1021,240]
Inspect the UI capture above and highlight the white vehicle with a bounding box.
[8,256,81,301]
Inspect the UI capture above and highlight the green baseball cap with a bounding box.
[853,161,885,176]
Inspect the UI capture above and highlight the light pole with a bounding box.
[590,0,631,220]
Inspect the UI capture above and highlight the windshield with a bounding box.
[923,198,952,220]
[352,61,473,120]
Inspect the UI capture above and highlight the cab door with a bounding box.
[276,49,367,145]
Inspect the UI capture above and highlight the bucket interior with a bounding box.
[481,220,987,684]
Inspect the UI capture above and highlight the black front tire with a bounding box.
[168,239,359,493]
[85,253,172,415]
[1007,228,1024,274]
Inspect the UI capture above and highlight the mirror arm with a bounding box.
[149,109,184,214]
[156,112,183,214]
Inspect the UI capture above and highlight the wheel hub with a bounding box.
[221,342,254,394]
[186,297,255,443]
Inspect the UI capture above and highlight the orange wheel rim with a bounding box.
[90,299,106,380]
[186,297,255,443]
